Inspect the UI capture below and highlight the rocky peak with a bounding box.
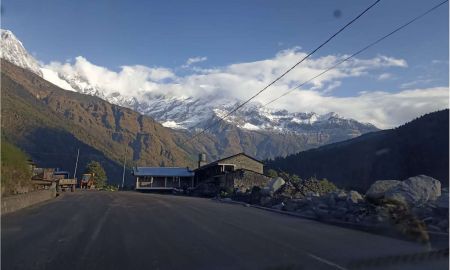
[0,29,43,77]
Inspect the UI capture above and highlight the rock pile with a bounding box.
[262,177,285,195]
[231,175,448,240]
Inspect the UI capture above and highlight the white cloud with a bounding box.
[400,78,435,89]
[265,87,448,129]
[431,59,448,65]
[377,73,392,80]
[182,56,207,68]
[45,56,175,97]
[43,47,449,128]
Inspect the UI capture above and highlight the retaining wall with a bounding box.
[1,186,57,215]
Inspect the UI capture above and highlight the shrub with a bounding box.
[219,186,234,197]
[290,174,301,184]
[298,177,337,195]
[266,169,278,178]
[1,138,32,195]
[318,178,337,194]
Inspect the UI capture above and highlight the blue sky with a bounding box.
[1,0,449,127]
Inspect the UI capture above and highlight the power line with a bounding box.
[262,0,449,108]
[184,0,382,144]
[184,0,448,145]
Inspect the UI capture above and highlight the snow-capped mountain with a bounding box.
[127,95,377,136]
[212,103,376,135]
[0,30,42,77]
[0,29,378,136]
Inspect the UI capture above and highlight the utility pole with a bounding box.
[73,148,80,179]
[121,147,127,190]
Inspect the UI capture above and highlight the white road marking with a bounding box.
[307,253,349,270]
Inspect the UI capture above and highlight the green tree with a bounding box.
[1,138,32,195]
[85,161,107,188]
[266,169,278,178]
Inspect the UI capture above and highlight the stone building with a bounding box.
[194,153,270,195]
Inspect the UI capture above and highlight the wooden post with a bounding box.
[164,177,167,188]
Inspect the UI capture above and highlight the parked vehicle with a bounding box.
[57,178,77,192]
[80,173,95,189]
[53,171,76,192]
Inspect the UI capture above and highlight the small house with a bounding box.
[133,167,194,191]
[194,153,270,195]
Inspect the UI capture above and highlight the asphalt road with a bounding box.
[2,191,448,270]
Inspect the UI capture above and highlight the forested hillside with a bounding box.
[266,110,449,191]
[1,60,195,185]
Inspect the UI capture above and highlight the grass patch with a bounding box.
[1,137,32,195]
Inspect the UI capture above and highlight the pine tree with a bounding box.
[85,161,107,188]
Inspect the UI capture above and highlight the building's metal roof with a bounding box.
[54,171,70,175]
[132,167,194,177]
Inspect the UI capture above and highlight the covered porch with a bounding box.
[133,167,194,190]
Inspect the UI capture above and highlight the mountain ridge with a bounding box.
[3,55,447,189]
[0,28,379,138]
[1,59,196,185]
[266,109,449,191]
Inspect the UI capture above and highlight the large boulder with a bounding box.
[263,177,285,194]
[335,190,348,200]
[347,190,363,204]
[275,181,300,199]
[366,180,401,201]
[384,175,441,206]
